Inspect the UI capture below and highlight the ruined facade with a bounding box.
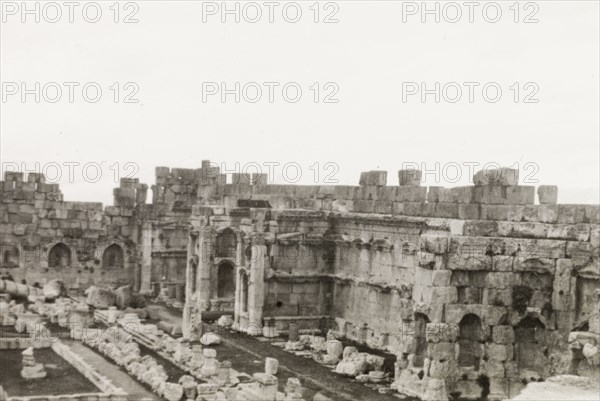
[1,163,599,400]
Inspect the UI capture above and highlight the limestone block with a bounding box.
[359,171,387,187]
[423,378,449,401]
[513,257,555,275]
[582,343,599,365]
[396,186,427,202]
[43,279,66,300]
[420,235,450,255]
[481,205,525,222]
[217,315,234,327]
[431,270,452,287]
[430,287,458,304]
[492,326,515,344]
[393,201,423,216]
[492,256,514,272]
[426,323,459,343]
[528,204,558,223]
[486,343,513,361]
[263,325,280,338]
[354,200,375,213]
[203,348,217,358]
[590,314,600,335]
[429,358,457,379]
[481,359,505,378]
[335,347,368,377]
[485,273,512,289]
[365,353,385,371]
[557,205,587,224]
[85,286,116,309]
[537,185,558,204]
[458,204,481,220]
[178,375,197,399]
[284,377,304,398]
[313,393,333,401]
[200,332,221,346]
[473,168,519,186]
[265,357,279,375]
[427,186,451,203]
[462,220,499,237]
[472,186,535,205]
[374,200,393,214]
[427,342,456,361]
[326,339,343,360]
[197,383,219,397]
[335,358,367,377]
[547,223,591,241]
[428,203,455,218]
[114,286,132,309]
[590,228,600,250]
[398,169,422,186]
[331,199,354,213]
[254,372,278,401]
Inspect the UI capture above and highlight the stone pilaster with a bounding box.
[197,227,216,312]
[139,223,153,294]
[247,233,267,336]
[182,229,199,340]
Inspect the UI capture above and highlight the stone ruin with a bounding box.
[20,347,47,379]
[1,163,599,400]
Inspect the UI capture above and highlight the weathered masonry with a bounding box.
[1,163,598,400]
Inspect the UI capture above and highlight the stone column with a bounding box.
[139,223,153,294]
[247,233,267,336]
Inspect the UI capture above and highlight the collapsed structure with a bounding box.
[1,162,599,400]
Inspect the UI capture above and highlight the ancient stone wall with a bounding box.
[0,173,140,289]
[183,164,599,400]
[2,161,598,400]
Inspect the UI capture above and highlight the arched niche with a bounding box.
[458,313,483,370]
[216,228,237,258]
[515,316,546,372]
[48,243,71,268]
[2,245,20,268]
[217,261,235,299]
[102,244,125,268]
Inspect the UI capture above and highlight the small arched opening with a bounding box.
[2,245,20,268]
[458,313,483,370]
[217,262,235,299]
[48,243,71,268]
[515,316,546,371]
[102,244,125,268]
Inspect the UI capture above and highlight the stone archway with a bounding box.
[458,313,483,370]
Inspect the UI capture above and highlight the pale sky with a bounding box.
[1,0,598,206]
